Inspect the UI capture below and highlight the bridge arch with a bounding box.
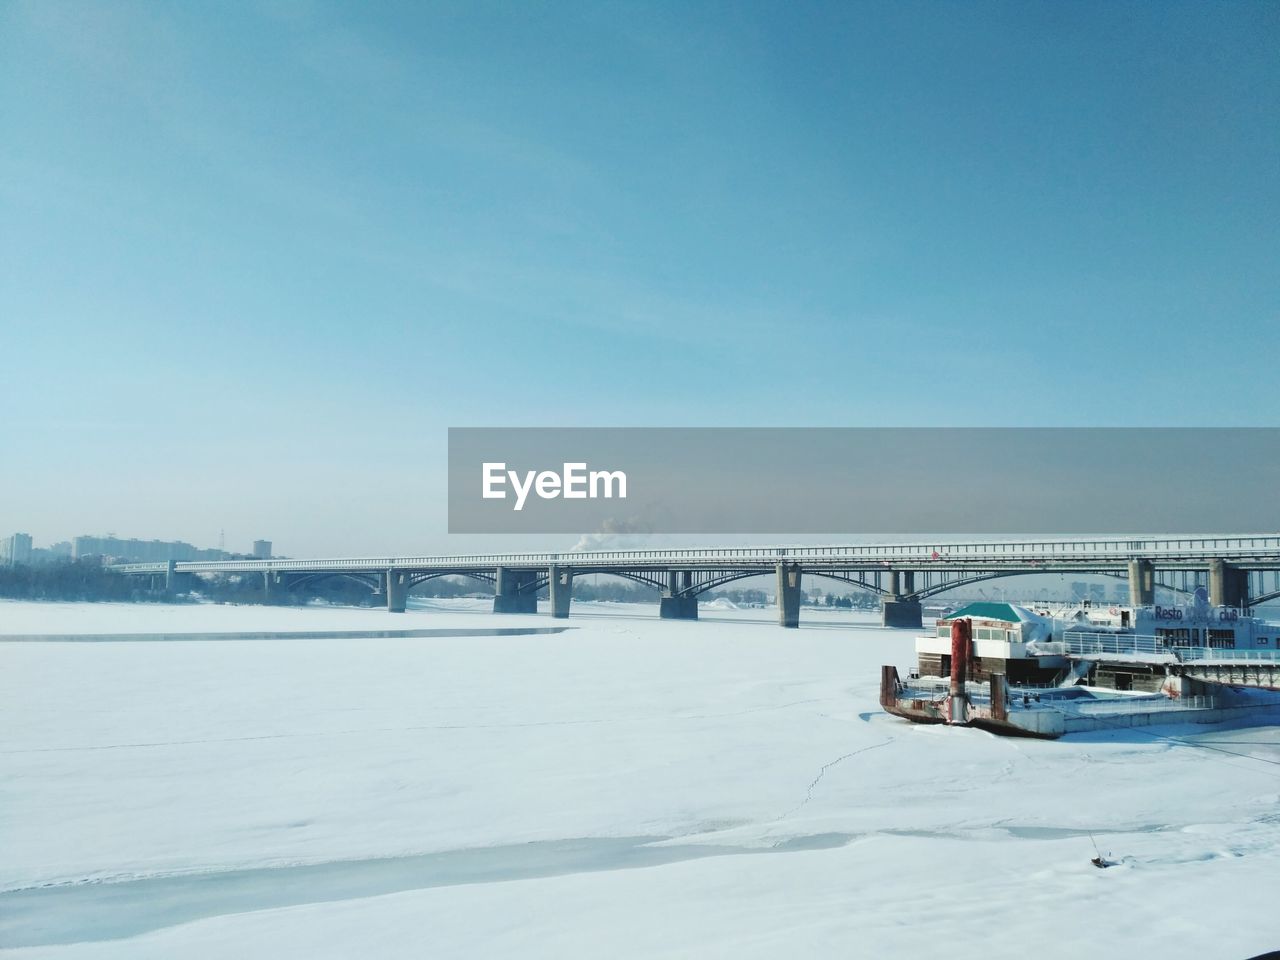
[914,572,1010,601]
[912,569,1201,603]
[579,570,668,592]
[679,571,763,597]
[406,571,496,589]
[803,571,891,598]
[1101,571,1200,600]
[674,569,890,599]
[513,570,668,594]
[288,572,381,593]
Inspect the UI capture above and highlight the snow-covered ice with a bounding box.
[2,598,1279,958]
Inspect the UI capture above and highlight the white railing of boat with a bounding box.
[1061,633,1173,657]
[894,679,1221,714]
[1196,649,1280,662]
[1062,632,1280,663]
[898,677,1059,701]
[1066,694,1217,714]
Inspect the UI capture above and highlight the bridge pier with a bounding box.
[493,567,538,614]
[882,569,922,628]
[386,570,410,613]
[262,570,292,604]
[776,563,802,628]
[549,565,573,619]
[660,570,699,620]
[659,596,699,619]
[882,598,923,629]
[1128,558,1155,606]
[164,560,195,597]
[1210,559,1249,609]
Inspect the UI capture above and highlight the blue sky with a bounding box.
[2,0,1277,554]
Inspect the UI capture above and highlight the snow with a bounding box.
[2,599,1279,958]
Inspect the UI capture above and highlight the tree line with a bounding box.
[0,561,145,602]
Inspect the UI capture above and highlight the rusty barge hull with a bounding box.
[881,691,1061,739]
[880,664,1280,738]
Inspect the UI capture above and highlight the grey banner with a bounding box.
[448,428,1280,534]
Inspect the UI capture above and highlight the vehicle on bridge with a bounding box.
[880,598,1280,739]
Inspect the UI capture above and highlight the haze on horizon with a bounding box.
[2,1,1277,556]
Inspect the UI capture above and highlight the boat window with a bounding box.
[1208,629,1236,649]
[937,625,950,638]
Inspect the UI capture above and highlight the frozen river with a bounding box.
[2,598,1278,958]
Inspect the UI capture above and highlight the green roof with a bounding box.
[945,602,1025,623]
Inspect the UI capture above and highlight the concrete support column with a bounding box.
[659,596,699,619]
[882,567,922,628]
[164,560,195,596]
[263,570,291,604]
[882,599,924,629]
[549,565,573,619]
[386,570,409,613]
[1128,558,1155,606]
[1209,559,1249,609]
[493,567,538,614]
[776,562,802,628]
[659,570,699,619]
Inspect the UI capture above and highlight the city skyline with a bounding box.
[0,530,273,564]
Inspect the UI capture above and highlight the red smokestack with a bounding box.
[949,618,971,721]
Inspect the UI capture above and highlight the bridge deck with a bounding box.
[109,534,1280,576]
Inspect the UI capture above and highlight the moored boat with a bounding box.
[880,599,1280,738]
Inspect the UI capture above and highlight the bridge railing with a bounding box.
[106,534,1280,576]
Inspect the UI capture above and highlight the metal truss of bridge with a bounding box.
[111,535,1280,630]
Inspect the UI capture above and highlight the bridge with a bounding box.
[108,535,1280,629]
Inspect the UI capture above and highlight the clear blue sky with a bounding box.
[2,0,1277,554]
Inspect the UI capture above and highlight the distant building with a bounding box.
[2,533,33,567]
[252,540,272,559]
[71,535,229,563]
[27,541,72,565]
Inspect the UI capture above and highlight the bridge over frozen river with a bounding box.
[110,535,1280,629]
